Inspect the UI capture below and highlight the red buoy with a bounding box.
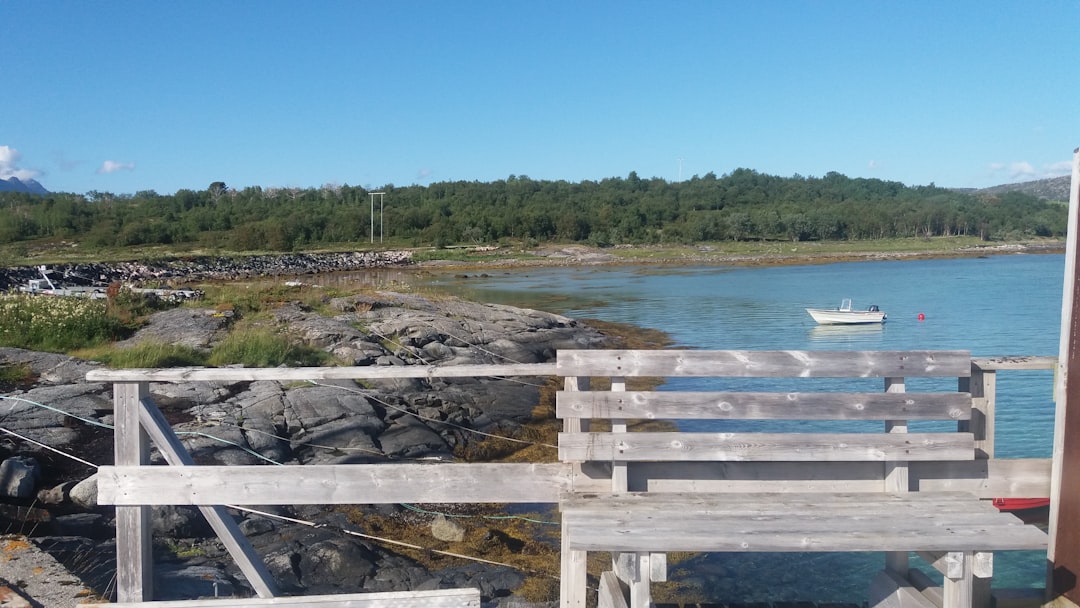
[917,313,925,321]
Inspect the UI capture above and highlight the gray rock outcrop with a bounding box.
[0,290,610,604]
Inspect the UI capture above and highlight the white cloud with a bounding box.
[0,145,41,181]
[987,159,1071,182]
[97,160,136,174]
[1046,160,1074,175]
[1008,161,1036,179]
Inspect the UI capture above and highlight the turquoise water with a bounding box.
[419,253,1064,602]
[428,254,1062,458]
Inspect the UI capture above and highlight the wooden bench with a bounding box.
[554,349,1049,608]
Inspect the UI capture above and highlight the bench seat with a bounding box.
[560,491,1049,553]
[554,349,1051,608]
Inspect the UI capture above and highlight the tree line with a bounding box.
[0,169,1066,253]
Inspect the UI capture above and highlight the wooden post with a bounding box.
[1049,147,1080,608]
[961,364,995,458]
[942,552,974,608]
[561,375,588,608]
[610,375,627,493]
[114,382,153,602]
[884,377,910,577]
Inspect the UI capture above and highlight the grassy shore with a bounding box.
[413,236,1065,271]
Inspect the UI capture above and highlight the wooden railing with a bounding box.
[86,355,1056,608]
[86,363,570,608]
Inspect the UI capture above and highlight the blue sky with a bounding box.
[1,1,1077,195]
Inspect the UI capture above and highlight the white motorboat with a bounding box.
[806,298,886,325]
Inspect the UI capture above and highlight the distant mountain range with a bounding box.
[0,176,49,195]
[970,175,1072,202]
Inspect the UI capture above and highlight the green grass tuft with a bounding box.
[83,341,209,368]
[207,327,335,367]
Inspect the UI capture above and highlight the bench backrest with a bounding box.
[555,349,974,493]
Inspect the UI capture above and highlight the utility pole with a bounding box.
[369,192,384,244]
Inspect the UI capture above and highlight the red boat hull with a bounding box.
[992,497,1051,511]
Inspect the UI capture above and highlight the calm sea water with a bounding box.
[425,253,1063,457]
[411,253,1064,602]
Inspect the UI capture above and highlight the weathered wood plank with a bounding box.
[614,460,888,493]
[98,463,572,506]
[86,363,557,383]
[563,525,1046,553]
[908,567,946,608]
[557,391,972,420]
[567,458,1054,495]
[911,458,1053,498]
[561,489,982,504]
[561,518,1048,553]
[971,356,1056,371]
[942,551,974,608]
[560,491,1008,512]
[559,492,1048,553]
[558,432,976,462]
[884,375,911,576]
[560,519,588,608]
[556,350,972,378]
[83,588,482,607]
[561,504,1031,531]
[114,382,153,603]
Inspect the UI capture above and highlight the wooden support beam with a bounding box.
[137,397,279,598]
[611,552,650,608]
[869,569,938,608]
[597,571,629,608]
[908,567,945,608]
[917,551,993,579]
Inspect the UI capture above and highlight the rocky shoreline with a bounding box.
[0,250,416,292]
[0,290,611,606]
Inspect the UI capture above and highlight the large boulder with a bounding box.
[114,308,232,351]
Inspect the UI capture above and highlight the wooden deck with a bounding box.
[85,353,1056,608]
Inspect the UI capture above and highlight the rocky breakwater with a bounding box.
[0,250,414,291]
[0,291,608,606]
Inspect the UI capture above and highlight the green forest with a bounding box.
[0,169,1066,253]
